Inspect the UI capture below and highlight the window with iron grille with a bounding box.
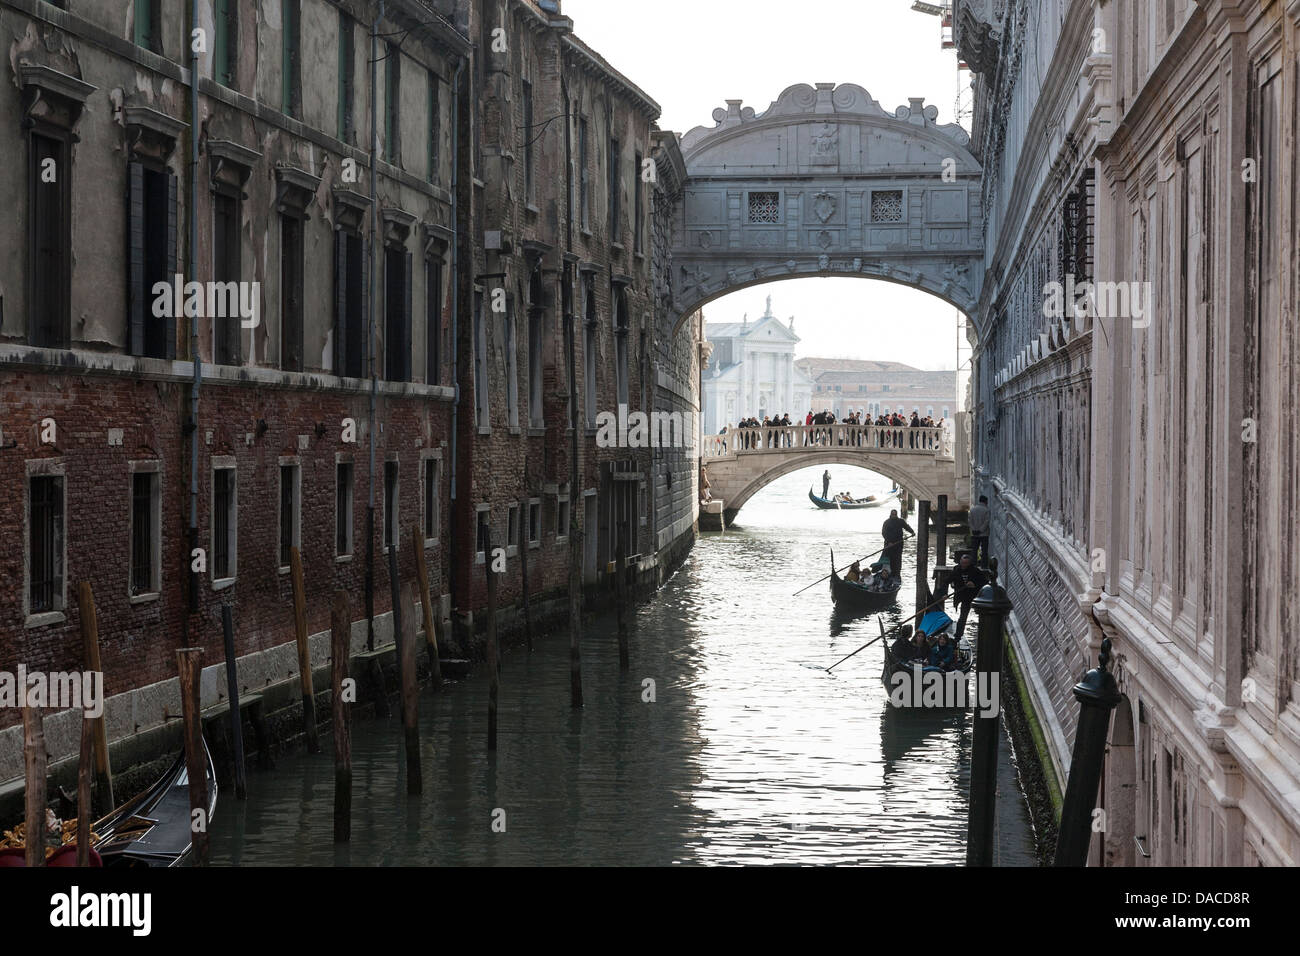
[336,461,354,556]
[28,474,64,614]
[130,470,160,596]
[213,466,236,580]
[279,463,300,568]
[423,458,438,541]
[384,460,400,550]
[748,191,780,223]
[870,190,904,222]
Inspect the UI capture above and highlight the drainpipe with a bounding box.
[447,55,464,628]
[366,1,385,651]
[187,0,201,617]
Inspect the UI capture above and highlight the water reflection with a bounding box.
[207,465,1037,866]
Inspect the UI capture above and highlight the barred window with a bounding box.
[870,190,904,222]
[29,475,64,613]
[748,191,780,223]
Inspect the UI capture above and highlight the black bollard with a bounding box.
[1053,637,1123,866]
[966,557,1013,866]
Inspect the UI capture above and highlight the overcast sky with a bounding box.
[563,0,971,371]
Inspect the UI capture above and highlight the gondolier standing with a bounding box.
[950,551,988,639]
[822,469,832,499]
[881,509,914,582]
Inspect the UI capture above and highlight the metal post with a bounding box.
[1053,638,1123,866]
[965,557,1012,866]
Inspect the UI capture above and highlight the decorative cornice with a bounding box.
[275,165,321,218]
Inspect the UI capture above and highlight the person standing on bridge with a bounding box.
[881,509,914,584]
[968,494,990,567]
[822,469,832,499]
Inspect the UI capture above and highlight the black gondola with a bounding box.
[828,548,902,612]
[880,614,972,710]
[91,739,218,867]
[808,487,901,510]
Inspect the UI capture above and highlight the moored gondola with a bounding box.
[828,548,902,612]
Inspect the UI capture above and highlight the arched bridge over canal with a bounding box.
[701,422,966,525]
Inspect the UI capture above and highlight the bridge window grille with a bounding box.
[748,191,780,223]
[870,190,904,222]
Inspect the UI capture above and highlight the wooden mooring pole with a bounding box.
[615,542,630,670]
[397,580,422,795]
[521,466,533,652]
[221,603,247,799]
[290,546,320,753]
[76,708,92,867]
[412,525,443,689]
[915,499,931,614]
[175,647,209,866]
[486,539,499,751]
[22,703,46,867]
[76,581,113,811]
[936,494,949,567]
[331,590,353,843]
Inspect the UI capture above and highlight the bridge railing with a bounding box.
[701,423,950,460]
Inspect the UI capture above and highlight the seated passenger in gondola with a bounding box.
[845,560,863,583]
[869,567,894,591]
[929,632,956,670]
[910,630,931,661]
[888,625,915,661]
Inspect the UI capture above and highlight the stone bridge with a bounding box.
[701,422,966,525]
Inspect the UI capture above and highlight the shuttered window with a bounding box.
[422,459,438,540]
[280,214,304,371]
[427,71,439,182]
[212,466,236,580]
[426,257,442,384]
[129,470,160,596]
[134,0,162,54]
[384,247,412,382]
[338,11,355,143]
[336,461,354,556]
[214,0,237,88]
[385,42,401,165]
[30,133,70,349]
[212,190,241,365]
[127,161,177,359]
[334,229,366,378]
[384,461,400,550]
[282,0,301,117]
[278,463,300,568]
[608,137,620,237]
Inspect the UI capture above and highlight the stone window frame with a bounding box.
[475,503,492,564]
[746,189,782,224]
[382,454,401,554]
[420,449,442,548]
[335,453,355,562]
[127,459,163,603]
[526,497,541,550]
[554,489,570,546]
[506,502,520,558]
[276,456,302,573]
[868,187,907,224]
[210,456,238,590]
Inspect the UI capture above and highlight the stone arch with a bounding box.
[720,452,942,522]
[670,83,985,336]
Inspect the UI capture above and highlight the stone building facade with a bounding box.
[959,0,1300,865]
[0,0,701,804]
[700,297,814,433]
[796,358,957,422]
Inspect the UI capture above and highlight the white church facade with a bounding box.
[702,298,816,435]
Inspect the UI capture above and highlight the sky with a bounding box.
[562,0,972,371]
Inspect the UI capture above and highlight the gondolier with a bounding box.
[822,469,831,498]
[881,509,914,583]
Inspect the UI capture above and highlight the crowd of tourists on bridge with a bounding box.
[719,409,945,451]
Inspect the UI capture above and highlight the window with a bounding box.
[383,460,399,551]
[584,284,598,427]
[385,246,412,382]
[214,0,238,88]
[129,468,161,597]
[385,42,401,165]
[278,462,300,569]
[28,473,65,616]
[505,294,519,428]
[280,214,304,371]
[522,80,534,201]
[527,500,540,548]
[748,191,780,223]
[476,507,491,562]
[614,289,630,409]
[422,457,439,542]
[556,495,570,541]
[608,137,620,238]
[579,117,590,228]
[282,0,301,117]
[507,503,520,553]
[337,11,355,143]
[528,277,544,427]
[127,162,178,359]
[336,461,354,557]
[426,256,443,384]
[473,290,489,427]
[633,151,644,253]
[134,0,162,54]
[212,463,237,582]
[212,189,241,365]
[334,228,365,377]
[30,133,71,349]
[870,190,904,222]
[427,71,440,182]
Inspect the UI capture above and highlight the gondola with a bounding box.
[91,739,218,867]
[828,548,902,611]
[808,487,900,510]
[0,739,217,867]
[880,611,972,710]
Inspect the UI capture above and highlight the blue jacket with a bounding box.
[930,641,955,668]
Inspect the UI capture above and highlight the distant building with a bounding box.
[797,358,957,422]
[702,297,814,433]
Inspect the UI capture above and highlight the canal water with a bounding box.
[208,464,1039,865]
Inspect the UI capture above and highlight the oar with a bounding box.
[791,533,916,596]
[824,592,950,673]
